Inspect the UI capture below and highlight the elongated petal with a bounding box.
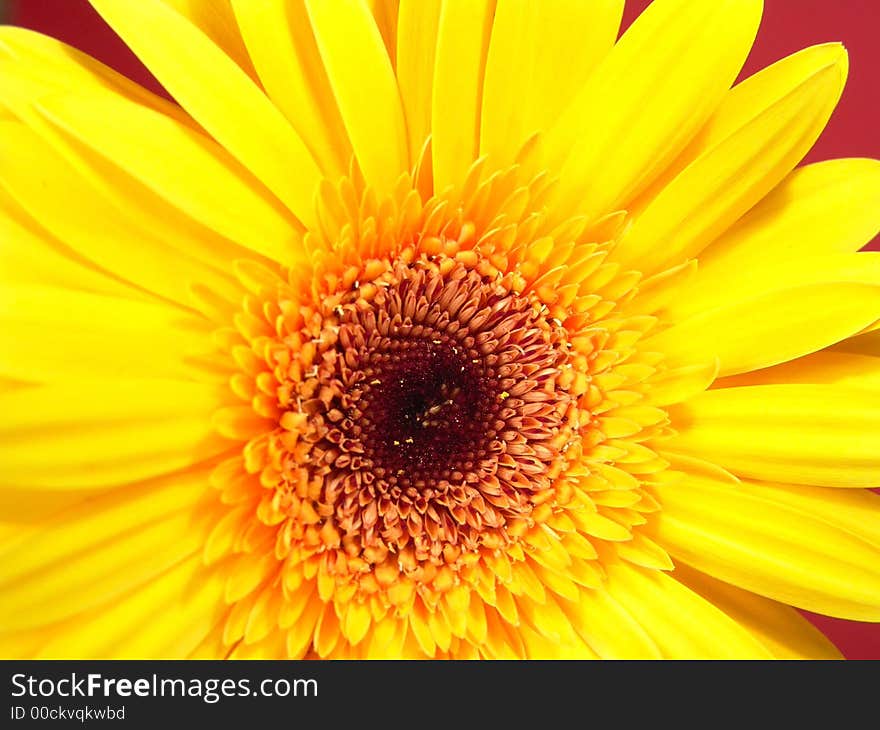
[0,380,232,489]
[645,282,880,377]
[538,0,762,221]
[0,121,230,306]
[834,330,880,356]
[2,61,260,286]
[667,160,880,320]
[560,585,662,659]
[734,480,880,549]
[396,0,441,161]
[665,384,880,487]
[480,0,622,170]
[431,0,495,191]
[0,285,222,383]
[614,55,846,273]
[0,506,214,631]
[0,188,143,299]
[717,350,880,390]
[90,0,322,228]
[671,563,842,659]
[0,487,100,532]
[0,25,190,125]
[306,0,409,194]
[231,0,351,176]
[33,555,227,658]
[162,0,259,82]
[626,44,849,218]
[672,252,880,325]
[110,562,228,658]
[651,473,880,620]
[35,91,300,264]
[646,360,719,407]
[603,562,771,658]
[366,0,399,62]
[0,465,214,586]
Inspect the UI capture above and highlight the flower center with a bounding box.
[274,255,580,592]
[356,338,489,485]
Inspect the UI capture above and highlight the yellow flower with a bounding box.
[1,0,879,660]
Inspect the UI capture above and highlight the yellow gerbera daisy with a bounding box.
[1,0,879,660]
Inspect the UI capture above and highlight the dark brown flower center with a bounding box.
[356,338,491,484]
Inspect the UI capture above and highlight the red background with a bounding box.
[4,0,879,659]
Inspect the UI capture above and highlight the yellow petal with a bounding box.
[187,622,230,659]
[665,384,880,487]
[278,580,315,631]
[229,627,287,658]
[0,379,231,489]
[3,84,253,294]
[560,586,662,659]
[0,488,99,535]
[0,508,213,631]
[481,610,523,659]
[111,562,228,659]
[465,591,488,646]
[658,451,740,485]
[674,251,880,325]
[624,259,697,316]
[0,188,143,299]
[366,0,399,64]
[646,360,719,407]
[225,550,278,603]
[538,0,762,222]
[670,172,880,317]
[856,319,880,337]
[0,285,219,383]
[244,584,283,645]
[343,599,373,646]
[431,0,495,191]
[230,0,351,176]
[702,157,880,275]
[652,472,880,620]
[427,604,453,653]
[286,596,323,656]
[735,480,880,550]
[396,0,441,161]
[480,0,622,170]
[518,623,599,659]
[672,562,841,659]
[0,121,230,306]
[90,0,322,228]
[834,329,880,357]
[306,0,408,194]
[603,562,772,658]
[717,349,880,390]
[572,509,632,542]
[626,44,850,220]
[408,599,436,656]
[40,556,225,658]
[0,464,213,587]
[614,54,846,273]
[365,615,406,658]
[161,0,259,82]
[0,25,190,125]
[645,282,880,377]
[34,91,300,264]
[615,533,674,571]
[314,602,342,657]
[515,593,591,651]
